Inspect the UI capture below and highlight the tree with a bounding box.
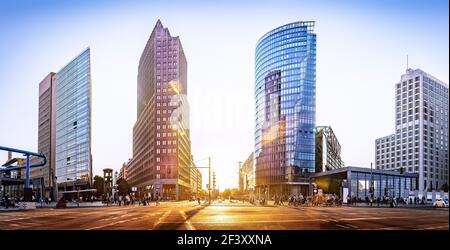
[199,189,207,199]
[220,189,231,199]
[117,178,131,196]
[441,183,449,192]
[92,175,105,198]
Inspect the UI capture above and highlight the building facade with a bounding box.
[29,48,92,199]
[239,153,255,193]
[190,160,202,198]
[30,72,56,199]
[254,21,316,197]
[315,126,345,172]
[119,162,128,181]
[103,168,113,196]
[54,48,93,187]
[375,68,449,194]
[312,166,418,203]
[126,20,192,200]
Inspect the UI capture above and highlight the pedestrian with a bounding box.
[4,195,10,209]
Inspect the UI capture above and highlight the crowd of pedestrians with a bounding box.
[103,193,163,207]
[346,194,427,207]
[248,193,342,207]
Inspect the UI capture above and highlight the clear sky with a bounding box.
[0,0,448,190]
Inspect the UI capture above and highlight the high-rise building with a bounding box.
[126,20,191,200]
[30,72,56,199]
[254,21,316,197]
[31,48,92,198]
[54,48,93,186]
[375,68,449,194]
[315,126,345,172]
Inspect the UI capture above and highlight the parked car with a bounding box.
[433,198,449,208]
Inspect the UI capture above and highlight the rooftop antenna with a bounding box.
[406,55,409,70]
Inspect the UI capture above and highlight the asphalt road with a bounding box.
[0,201,448,230]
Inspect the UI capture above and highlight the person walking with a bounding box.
[4,195,10,209]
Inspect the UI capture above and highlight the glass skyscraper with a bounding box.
[254,21,316,197]
[55,48,92,184]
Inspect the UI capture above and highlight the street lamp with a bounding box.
[370,163,374,207]
[190,157,212,205]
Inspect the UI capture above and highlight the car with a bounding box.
[433,198,449,208]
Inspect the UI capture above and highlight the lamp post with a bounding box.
[189,157,211,205]
[208,157,211,204]
[370,163,374,207]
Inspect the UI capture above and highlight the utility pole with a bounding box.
[370,162,374,207]
[238,161,242,192]
[208,157,211,205]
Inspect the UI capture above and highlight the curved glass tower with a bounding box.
[254,21,316,196]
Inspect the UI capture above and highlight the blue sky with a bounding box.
[0,0,448,189]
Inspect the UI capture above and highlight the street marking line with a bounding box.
[423,225,449,230]
[179,210,195,230]
[86,217,140,230]
[344,223,359,229]
[152,210,172,230]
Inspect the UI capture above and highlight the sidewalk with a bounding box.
[0,207,22,212]
[36,201,118,208]
[347,202,435,208]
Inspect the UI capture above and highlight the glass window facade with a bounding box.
[349,170,417,199]
[55,48,92,183]
[254,21,316,188]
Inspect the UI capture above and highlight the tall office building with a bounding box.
[30,73,56,199]
[126,20,192,200]
[254,21,316,197]
[31,48,92,198]
[315,126,344,173]
[375,68,449,194]
[54,48,93,186]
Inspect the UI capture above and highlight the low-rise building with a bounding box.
[190,160,202,197]
[311,166,418,203]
